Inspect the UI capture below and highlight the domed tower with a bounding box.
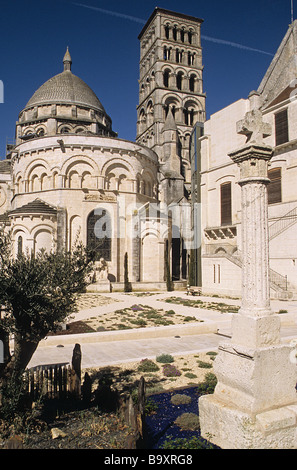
[8,48,163,286]
[15,48,117,143]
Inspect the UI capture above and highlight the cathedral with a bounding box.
[2,6,296,297]
[0,8,206,290]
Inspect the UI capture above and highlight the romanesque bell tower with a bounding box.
[136,8,206,197]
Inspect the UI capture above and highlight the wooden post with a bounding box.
[70,343,82,399]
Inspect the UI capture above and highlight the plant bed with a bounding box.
[162,297,239,313]
[81,304,203,333]
[145,380,218,449]
[48,321,96,336]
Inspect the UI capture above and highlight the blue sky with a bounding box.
[0,0,294,157]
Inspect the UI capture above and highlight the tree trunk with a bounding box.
[0,333,39,382]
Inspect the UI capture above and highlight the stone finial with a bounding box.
[236,91,271,145]
[63,47,72,72]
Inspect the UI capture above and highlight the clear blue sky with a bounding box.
[0,0,294,157]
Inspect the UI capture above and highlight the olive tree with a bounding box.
[0,228,94,384]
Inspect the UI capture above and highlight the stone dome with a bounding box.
[25,48,105,113]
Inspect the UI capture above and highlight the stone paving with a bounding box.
[28,290,297,370]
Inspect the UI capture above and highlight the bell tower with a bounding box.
[136,8,206,193]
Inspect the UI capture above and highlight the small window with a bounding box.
[17,236,23,257]
[275,109,288,146]
[60,127,70,134]
[163,70,169,87]
[268,168,282,204]
[189,75,195,92]
[164,24,170,39]
[221,182,232,226]
[173,26,177,41]
[176,72,183,90]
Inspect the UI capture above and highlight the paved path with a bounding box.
[28,291,297,370]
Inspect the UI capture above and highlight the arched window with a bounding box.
[164,24,170,39]
[175,49,182,63]
[189,74,195,92]
[60,126,71,134]
[176,72,183,90]
[164,46,170,60]
[184,107,195,125]
[180,28,185,43]
[36,128,45,137]
[163,69,170,87]
[17,235,23,257]
[87,209,112,261]
[173,25,177,41]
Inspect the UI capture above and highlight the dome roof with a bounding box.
[25,48,105,112]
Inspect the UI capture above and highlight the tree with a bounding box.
[165,243,174,292]
[124,252,132,292]
[0,228,94,385]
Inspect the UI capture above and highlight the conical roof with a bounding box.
[25,49,105,112]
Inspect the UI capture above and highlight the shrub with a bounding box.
[137,359,159,372]
[130,319,147,327]
[184,372,197,379]
[183,316,197,322]
[156,353,174,363]
[198,372,217,395]
[171,394,192,405]
[165,310,175,315]
[174,412,200,431]
[161,436,214,449]
[162,364,181,377]
[197,360,212,369]
[145,398,158,415]
[130,304,144,312]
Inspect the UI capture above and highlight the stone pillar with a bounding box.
[199,93,297,449]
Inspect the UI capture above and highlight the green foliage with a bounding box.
[145,398,158,415]
[171,394,192,405]
[0,241,93,343]
[197,360,212,369]
[174,412,200,431]
[165,243,173,292]
[0,226,94,386]
[161,435,214,449]
[162,364,181,377]
[137,359,160,372]
[184,372,197,379]
[124,252,132,292]
[198,372,217,395]
[165,310,175,315]
[188,249,196,287]
[156,353,174,363]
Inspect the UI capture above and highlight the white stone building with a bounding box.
[199,20,297,299]
[0,8,206,290]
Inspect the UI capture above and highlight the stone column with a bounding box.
[229,143,281,350]
[199,92,297,449]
